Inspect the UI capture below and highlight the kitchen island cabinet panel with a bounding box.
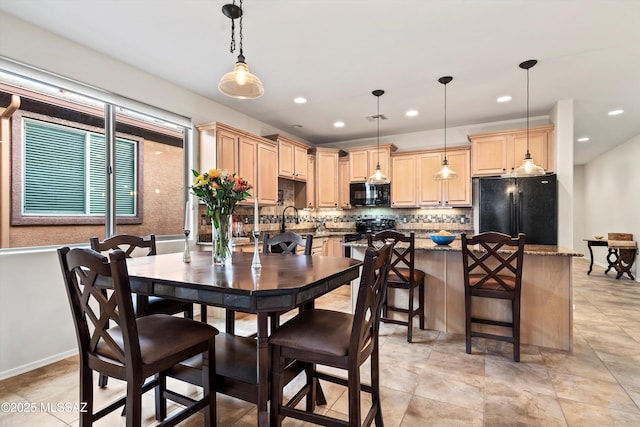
[349,240,579,351]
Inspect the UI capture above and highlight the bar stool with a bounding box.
[368,230,425,342]
[462,232,525,362]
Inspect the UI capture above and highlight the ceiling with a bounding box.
[1,0,639,165]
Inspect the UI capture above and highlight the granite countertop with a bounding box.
[345,238,583,257]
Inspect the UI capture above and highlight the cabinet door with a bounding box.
[294,145,308,181]
[443,150,471,206]
[258,142,278,205]
[278,139,294,178]
[238,136,257,204]
[511,129,551,172]
[316,151,339,208]
[306,155,315,209]
[391,155,417,207]
[471,135,508,176]
[349,150,369,182]
[418,152,443,206]
[338,158,350,208]
[216,127,238,172]
[326,236,344,257]
[369,147,391,183]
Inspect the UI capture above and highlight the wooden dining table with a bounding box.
[120,250,362,427]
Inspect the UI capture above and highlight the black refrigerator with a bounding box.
[478,174,558,245]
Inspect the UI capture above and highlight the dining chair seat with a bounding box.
[387,268,425,285]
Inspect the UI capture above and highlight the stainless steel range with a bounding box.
[343,218,396,257]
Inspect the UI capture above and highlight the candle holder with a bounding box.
[251,230,261,269]
[183,229,191,263]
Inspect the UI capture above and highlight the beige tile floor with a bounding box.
[2,258,640,426]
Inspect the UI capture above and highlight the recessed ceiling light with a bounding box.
[293,97,307,104]
[405,109,419,117]
[291,124,303,129]
[577,137,590,142]
[608,109,624,116]
[333,121,345,128]
[497,95,512,103]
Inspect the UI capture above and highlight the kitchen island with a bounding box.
[346,239,582,351]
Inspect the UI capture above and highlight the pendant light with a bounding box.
[368,89,390,184]
[218,1,264,99]
[513,59,545,177]
[434,76,458,180]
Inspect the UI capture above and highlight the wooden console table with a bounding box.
[584,238,608,275]
[606,240,637,280]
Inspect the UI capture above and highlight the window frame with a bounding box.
[11,110,144,226]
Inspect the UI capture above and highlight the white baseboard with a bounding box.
[0,349,77,381]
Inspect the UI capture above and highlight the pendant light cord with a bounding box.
[377,94,380,165]
[444,81,447,160]
[526,65,530,156]
[228,0,244,56]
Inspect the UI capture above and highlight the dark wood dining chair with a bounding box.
[462,232,525,362]
[90,234,203,388]
[262,231,313,255]
[368,230,425,342]
[269,243,393,427]
[57,247,218,427]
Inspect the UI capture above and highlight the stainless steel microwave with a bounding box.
[349,183,391,207]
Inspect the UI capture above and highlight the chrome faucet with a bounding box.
[281,205,299,233]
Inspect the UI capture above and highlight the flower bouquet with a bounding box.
[191,168,251,264]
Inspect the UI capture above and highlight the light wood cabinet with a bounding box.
[311,236,327,256]
[391,147,471,208]
[305,155,316,209]
[391,154,418,207]
[347,144,396,182]
[313,148,341,208]
[326,236,344,257]
[264,134,309,181]
[338,157,351,209]
[195,122,278,206]
[468,125,554,176]
[418,149,471,207]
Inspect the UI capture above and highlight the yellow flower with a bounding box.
[193,174,206,187]
[208,169,220,179]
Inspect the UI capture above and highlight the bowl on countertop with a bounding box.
[430,234,455,245]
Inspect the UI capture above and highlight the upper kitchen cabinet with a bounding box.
[347,144,396,182]
[468,125,554,177]
[391,147,471,208]
[338,157,351,209]
[305,155,316,209]
[196,122,278,205]
[390,153,418,207]
[311,147,343,208]
[418,148,471,207]
[263,134,309,181]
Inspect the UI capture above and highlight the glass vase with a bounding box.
[212,212,233,265]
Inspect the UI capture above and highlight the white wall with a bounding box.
[0,11,301,379]
[582,134,640,278]
[551,100,574,249]
[573,165,586,253]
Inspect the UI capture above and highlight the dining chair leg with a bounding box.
[125,377,143,427]
[97,373,108,388]
[419,281,426,330]
[155,374,167,421]
[347,367,362,426]
[407,286,415,343]
[200,304,207,323]
[371,347,384,427]
[80,364,93,426]
[305,362,317,412]
[465,293,472,354]
[513,299,521,362]
[202,348,216,427]
[270,346,284,427]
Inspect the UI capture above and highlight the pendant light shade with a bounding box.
[434,76,458,181]
[368,89,390,184]
[513,59,545,177]
[218,54,264,99]
[218,1,264,99]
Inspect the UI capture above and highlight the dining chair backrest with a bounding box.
[58,247,141,369]
[262,231,313,255]
[351,243,393,358]
[367,230,414,284]
[90,234,156,258]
